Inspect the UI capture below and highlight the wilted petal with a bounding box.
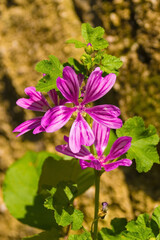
[92,121,110,156]
[104,136,132,161]
[57,66,79,105]
[13,117,43,137]
[79,160,101,170]
[56,136,95,160]
[17,87,50,112]
[69,113,95,153]
[82,68,116,105]
[41,106,75,132]
[47,89,58,106]
[85,105,122,129]
[103,159,132,172]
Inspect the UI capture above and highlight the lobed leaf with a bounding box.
[151,206,160,237]
[100,54,123,75]
[44,182,83,229]
[66,39,86,48]
[81,23,108,50]
[116,116,159,172]
[68,231,92,240]
[65,57,86,75]
[22,228,61,240]
[3,151,94,230]
[35,55,63,92]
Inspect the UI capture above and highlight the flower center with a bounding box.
[95,155,105,163]
[99,155,106,163]
[73,104,86,118]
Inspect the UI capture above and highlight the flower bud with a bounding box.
[80,55,86,64]
[85,43,94,54]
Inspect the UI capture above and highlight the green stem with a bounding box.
[93,170,100,240]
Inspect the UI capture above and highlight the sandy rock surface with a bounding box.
[0,0,160,239]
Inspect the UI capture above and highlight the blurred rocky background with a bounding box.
[0,0,160,239]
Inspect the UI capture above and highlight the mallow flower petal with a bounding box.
[17,87,50,112]
[92,121,110,156]
[79,160,102,170]
[85,105,122,129]
[104,136,132,162]
[82,67,116,105]
[25,87,50,107]
[41,106,75,132]
[103,159,132,172]
[13,117,43,137]
[47,89,58,106]
[56,136,95,160]
[57,66,79,105]
[69,113,95,153]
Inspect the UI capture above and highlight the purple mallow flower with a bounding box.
[56,121,132,172]
[41,66,122,153]
[13,87,67,136]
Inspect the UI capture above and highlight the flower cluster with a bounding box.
[13,66,132,172]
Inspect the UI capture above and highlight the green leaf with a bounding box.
[151,206,160,237]
[116,117,159,172]
[35,55,63,92]
[65,58,86,75]
[68,231,92,240]
[98,228,124,240]
[98,218,127,240]
[111,218,127,234]
[3,151,94,230]
[72,209,84,230]
[44,182,83,229]
[81,23,108,50]
[124,214,154,240]
[100,54,123,75]
[66,39,86,48]
[80,53,92,70]
[23,228,61,240]
[3,151,57,230]
[54,205,74,227]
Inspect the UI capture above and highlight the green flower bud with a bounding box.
[85,43,94,54]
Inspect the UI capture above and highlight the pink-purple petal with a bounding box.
[25,87,50,107]
[104,136,132,161]
[77,73,84,87]
[82,68,116,105]
[13,117,43,137]
[79,160,102,170]
[56,137,95,161]
[92,121,110,156]
[47,89,58,106]
[103,159,132,172]
[41,106,75,133]
[57,66,79,105]
[17,87,50,112]
[85,105,122,129]
[69,113,95,153]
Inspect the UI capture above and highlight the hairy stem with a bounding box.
[93,170,100,240]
